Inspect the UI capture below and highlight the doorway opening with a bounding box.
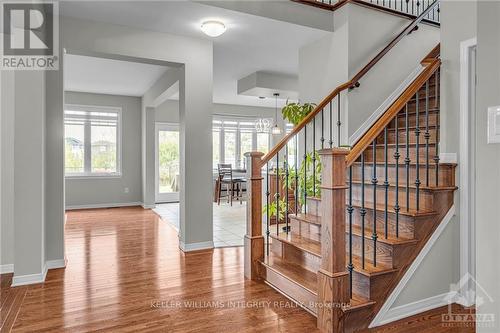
[155,123,180,203]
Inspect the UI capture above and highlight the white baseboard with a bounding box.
[46,258,67,270]
[377,292,453,326]
[0,264,14,274]
[370,205,456,328]
[142,203,156,209]
[11,265,48,287]
[65,202,142,210]
[179,240,214,252]
[10,258,67,286]
[349,65,424,146]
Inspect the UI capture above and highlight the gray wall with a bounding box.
[1,71,15,269]
[476,2,500,330]
[64,92,143,208]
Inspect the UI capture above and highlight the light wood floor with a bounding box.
[0,207,475,332]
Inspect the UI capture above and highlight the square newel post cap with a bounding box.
[244,151,265,158]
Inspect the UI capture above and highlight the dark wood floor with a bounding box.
[0,207,475,332]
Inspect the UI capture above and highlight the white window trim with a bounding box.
[64,104,123,178]
[213,114,272,169]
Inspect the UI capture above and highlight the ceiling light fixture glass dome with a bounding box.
[201,21,226,37]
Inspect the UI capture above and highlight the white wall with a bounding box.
[475,3,500,331]
[156,99,275,123]
[346,3,439,137]
[64,92,143,208]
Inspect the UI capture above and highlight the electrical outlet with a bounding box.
[124,187,129,193]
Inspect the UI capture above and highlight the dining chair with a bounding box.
[217,164,246,206]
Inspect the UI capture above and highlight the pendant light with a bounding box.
[271,93,282,135]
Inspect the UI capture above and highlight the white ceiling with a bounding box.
[61,1,330,107]
[65,54,168,96]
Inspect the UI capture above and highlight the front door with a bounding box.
[155,123,180,203]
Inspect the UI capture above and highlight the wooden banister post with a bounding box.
[317,148,350,333]
[244,151,265,280]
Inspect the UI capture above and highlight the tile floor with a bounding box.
[154,201,247,247]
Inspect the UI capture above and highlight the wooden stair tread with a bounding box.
[349,180,458,192]
[350,199,437,217]
[369,142,437,148]
[262,255,318,295]
[350,254,397,277]
[397,107,439,114]
[270,231,321,257]
[289,213,321,225]
[349,225,417,245]
[385,124,439,132]
[351,161,457,167]
[344,294,376,312]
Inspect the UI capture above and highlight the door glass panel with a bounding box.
[257,133,269,154]
[240,131,253,169]
[224,131,236,167]
[158,130,180,194]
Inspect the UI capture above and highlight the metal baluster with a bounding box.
[295,135,299,215]
[276,152,280,234]
[405,104,411,212]
[303,126,307,213]
[337,94,342,147]
[347,166,354,298]
[417,0,421,15]
[371,140,378,266]
[313,117,316,197]
[384,128,389,239]
[285,144,290,233]
[425,80,430,187]
[329,101,333,148]
[434,70,440,186]
[266,162,270,256]
[394,116,401,238]
[361,153,366,270]
[437,3,440,22]
[321,109,325,149]
[415,91,421,211]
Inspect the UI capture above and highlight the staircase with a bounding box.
[243,1,454,332]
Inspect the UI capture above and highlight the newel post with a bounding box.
[317,148,350,333]
[244,151,265,280]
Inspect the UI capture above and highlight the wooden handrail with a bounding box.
[260,0,440,166]
[345,57,441,166]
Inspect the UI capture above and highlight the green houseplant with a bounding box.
[281,102,317,126]
[263,151,322,220]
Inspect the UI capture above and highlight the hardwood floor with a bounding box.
[0,207,474,332]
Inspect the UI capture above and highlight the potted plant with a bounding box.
[281,102,317,126]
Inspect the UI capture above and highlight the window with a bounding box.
[212,116,271,169]
[64,105,121,177]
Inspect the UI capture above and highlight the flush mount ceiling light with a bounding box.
[201,21,226,37]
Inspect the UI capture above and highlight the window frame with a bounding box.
[213,115,271,169]
[64,104,122,179]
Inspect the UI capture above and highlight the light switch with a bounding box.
[487,106,500,143]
